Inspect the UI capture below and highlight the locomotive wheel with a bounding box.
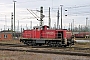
[61,45,67,47]
[58,44,62,47]
[26,43,31,46]
[31,43,36,46]
[25,42,31,46]
[35,44,42,46]
[38,44,42,46]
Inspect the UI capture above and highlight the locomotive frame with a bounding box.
[20,25,75,47]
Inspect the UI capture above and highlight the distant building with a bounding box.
[0,31,12,40]
[0,30,21,40]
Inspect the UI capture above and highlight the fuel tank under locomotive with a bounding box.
[20,25,75,47]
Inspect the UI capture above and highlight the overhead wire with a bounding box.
[1,0,90,19]
[62,5,90,16]
[27,9,40,21]
[65,5,90,9]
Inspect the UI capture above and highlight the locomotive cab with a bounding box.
[42,25,49,30]
[57,31,63,39]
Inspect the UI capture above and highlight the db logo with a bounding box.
[46,32,54,35]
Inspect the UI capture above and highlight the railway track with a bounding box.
[0,43,90,56]
[0,42,90,56]
[0,42,90,50]
[0,47,90,56]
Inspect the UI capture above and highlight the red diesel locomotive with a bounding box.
[20,25,75,47]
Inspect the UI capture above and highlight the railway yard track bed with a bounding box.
[0,47,90,56]
[0,40,90,57]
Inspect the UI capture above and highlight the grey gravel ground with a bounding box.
[0,51,90,60]
[0,40,90,60]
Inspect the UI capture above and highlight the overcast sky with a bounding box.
[0,0,90,31]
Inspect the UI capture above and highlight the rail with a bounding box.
[0,48,90,56]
